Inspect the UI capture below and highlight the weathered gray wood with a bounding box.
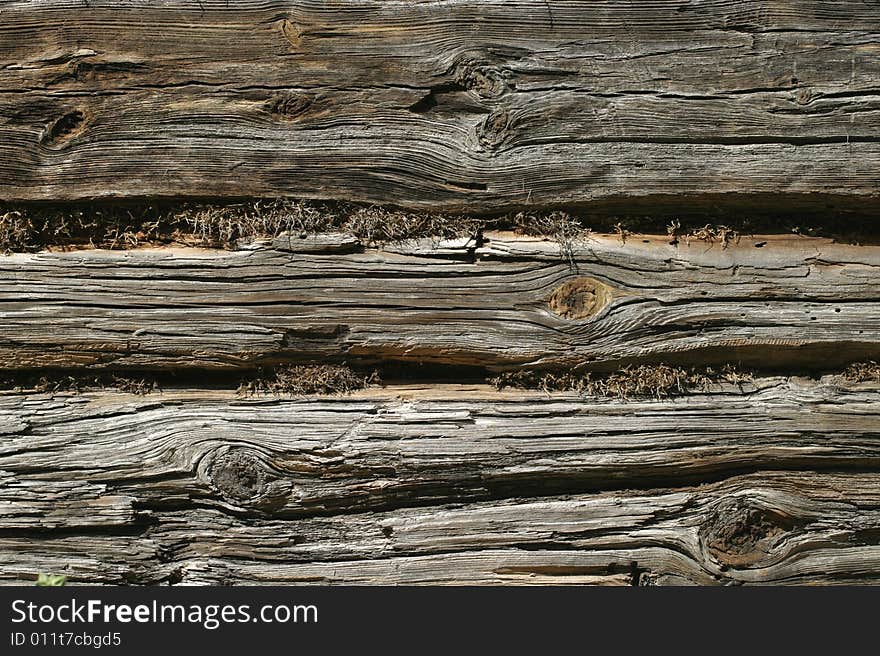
[1,377,878,525]
[2,469,878,585]
[1,1,878,212]
[2,1,879,589]
[1,234,878,371]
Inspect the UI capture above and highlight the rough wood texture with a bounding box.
[3,1,879,588]
[1,234,878,371]
[1,379,878,585]
[1,1,879,213]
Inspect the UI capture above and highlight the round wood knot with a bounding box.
[41,110,86,148]
[699,497,796,569]
[453,57,511,99]
[203,447,292,511]
[210,450,266,501]
[266,92,314,121]
[464,67,508,98]
[548,277,612,320]
[280,18,302,48]
[795,88,813,105]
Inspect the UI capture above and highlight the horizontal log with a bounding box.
[1,1,879,212]
[1,378,878,526]
[1,470,878,585]
[1,234,878,371]
[3,379,878,584]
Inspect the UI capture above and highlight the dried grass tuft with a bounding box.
[344,206,480,245]
[5,199,880,254]
[685,224,739,248]
[0,210,38,253]
[0,205,173,252]
[490,364,751,400]
[238,364,379,396]
[110,376,157,395]
[842,361,880,383]
[510,210,589,263]
[0,372,156,395]
[184,199,340,247]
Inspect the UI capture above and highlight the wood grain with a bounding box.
[1,234,878,371]
[2,1,879,588]
[1,378,878,523]
[5,473,880,585]
[1,381,878,585]
[1,1,878,212]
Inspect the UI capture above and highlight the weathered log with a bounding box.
[1,1,879,213]
[2,463,879,585]
[1,377,878,525]
[1,234,878,371]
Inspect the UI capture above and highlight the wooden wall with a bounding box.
[1,1,879,585]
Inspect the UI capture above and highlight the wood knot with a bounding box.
[699,497,796,569]
[795,88,813,105]
[465,67,508,99]
[280,18,302,48]
[455,59,510,99]
[548,277,612,320]
[477,110,511,150]
[204,447,290,511]
[209,449,267,502]
[41,110,86,147]
[266,92,314,121]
